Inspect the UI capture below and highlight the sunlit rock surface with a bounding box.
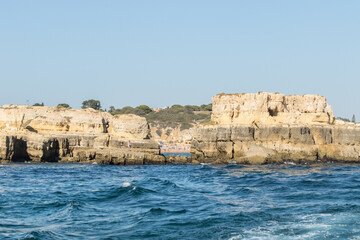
[191,92,360,164]
[211,92,335,125]
[0,105,164,164]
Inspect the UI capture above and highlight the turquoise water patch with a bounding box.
[162,152,190,157]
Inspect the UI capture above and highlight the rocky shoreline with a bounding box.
[1,92,360,165]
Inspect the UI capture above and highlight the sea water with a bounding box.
[1,163,360,239]
[162,152,191,157]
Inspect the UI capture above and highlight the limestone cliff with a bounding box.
[191,92,360,164]
[211,92,335,125]
[0,105,165,164]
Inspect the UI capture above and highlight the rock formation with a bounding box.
[3,92,359,165]
[191,92,360,164]
[0,105,165,164]
[211,92,335,125]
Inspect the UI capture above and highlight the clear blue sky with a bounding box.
[0,1,359,119]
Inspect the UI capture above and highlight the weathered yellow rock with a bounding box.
[192,92,360,164]
[0,105,110,133]
[191,160,200,165]
[211,92,335,125]
[0,105,162,164]
[0,105,150,140]
[108,114,149,139]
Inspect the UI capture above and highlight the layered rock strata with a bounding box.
[191,92,360,164]
[0,105,165,164]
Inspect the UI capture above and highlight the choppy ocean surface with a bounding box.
[1,163,360,240]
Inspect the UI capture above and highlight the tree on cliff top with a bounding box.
[33,102,44,106]
[109,106,116,113]
[57,103,71,108]
[82,99,101,110]
[135,105,153,115]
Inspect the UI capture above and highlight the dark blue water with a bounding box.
[1,163,360,239]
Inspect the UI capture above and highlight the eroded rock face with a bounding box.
[108,114,149,139]
[211,92,335,125]
[0,105,110,133]
[0,105,164,164]
[192,92,360,164]
[0,105,150,138]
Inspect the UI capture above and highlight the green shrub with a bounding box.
[166,129,172,136]
[200,103,212,111]
[57,103,70,108]
[156,129,162,136]
[185,105,201,111]
[33,102,44,106]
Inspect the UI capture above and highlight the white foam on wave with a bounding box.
[122,182,131,187]
[240,212,360,240]
[284,162,296,165]
[228,234,243,240]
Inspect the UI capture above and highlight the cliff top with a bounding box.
[0,105,149,139]
[211,92,335,125]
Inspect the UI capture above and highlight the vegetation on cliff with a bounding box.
[109,105,153,116]
[32,102,44,106]
[27,99,212,132]
[81,99,101,110]
[336,115,357,123]
[109,104,212,130]
[57,103,71,108]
